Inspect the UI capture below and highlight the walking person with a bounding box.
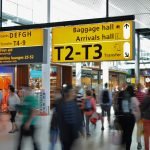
[55,85,83,150]
[50,106,59,150]
[117,85,140,150]
[16,86,40,150]
[8,85,20,133]
[100,83,112,130]
[135,83,145,149]
[141,88,150,150]
[0,89,3,112]
[84,90,96,136]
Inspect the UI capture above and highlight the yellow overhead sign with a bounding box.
[0,29,43,48]
[52,21,134,62]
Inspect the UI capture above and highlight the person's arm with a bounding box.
[24,108,40,129]
[109,91,112,105]
[91,98,96,112]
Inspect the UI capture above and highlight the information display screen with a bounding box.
[0,29,44,65]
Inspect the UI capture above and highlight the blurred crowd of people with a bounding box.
[0,82,149,150]
[50,83,150,150]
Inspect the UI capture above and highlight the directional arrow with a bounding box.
[124,23,129,29]
[125,52,129,58]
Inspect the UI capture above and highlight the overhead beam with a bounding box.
[0,15,135,31]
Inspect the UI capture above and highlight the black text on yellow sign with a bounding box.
[52,21,134,62]
[0,29,43,48]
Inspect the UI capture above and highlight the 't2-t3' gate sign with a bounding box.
[52,20,135,63]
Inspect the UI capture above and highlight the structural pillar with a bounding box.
[101,0,110,89]
[135,33,140,84]
[0,0,2,27]
[102,62,109,88]
[76,63,82,86]
[42,0,50,114]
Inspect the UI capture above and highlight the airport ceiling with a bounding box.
[70,0,150,29]
[71,0,150,36]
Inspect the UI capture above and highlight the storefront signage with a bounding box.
[30,70,42,78]
[52,21,134,62]
[0,29,44,65]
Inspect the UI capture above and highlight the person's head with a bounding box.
[9,85,15,94]
[104,83,108,89]
[63,85,75,101]
[137,83,143,91]
[92,89,95,92]
[126,85,135,97]
[122,83,127,91]
[86,90,92,97]
[22,85,32,96]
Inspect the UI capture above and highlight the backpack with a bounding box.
[84,99,92,111]
[102,90,110,104]
[121,93,132,114]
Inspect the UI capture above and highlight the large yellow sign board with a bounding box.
[52,21,134,62]
[0,29,43,48]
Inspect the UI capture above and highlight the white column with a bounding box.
[135,33,140,84]
[42,0,51,114]
[76,63,82,86]
[102,62,109,89]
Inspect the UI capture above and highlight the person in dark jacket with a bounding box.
[141,88,150,150]
[55,85,82,150]
[117,85,140,150]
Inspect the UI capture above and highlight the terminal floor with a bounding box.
[0,109,145,150]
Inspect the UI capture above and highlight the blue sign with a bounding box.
[30,70,42,78]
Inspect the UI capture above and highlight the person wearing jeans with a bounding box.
[141,88,150,150]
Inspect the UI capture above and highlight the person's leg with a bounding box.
[143,120,150,150]
[50,129,58,150]
[9,111,17,132]
[106,106,111,127]
[125,115,135,150]
[101,106,105,130]
[30,125,39,150]
[118,116,126,144]
[137,120,142,149]
[62,141,71,150]
[17,125,24,150]
[85,115,90,135]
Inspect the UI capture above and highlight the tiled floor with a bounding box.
[0,110,145,150]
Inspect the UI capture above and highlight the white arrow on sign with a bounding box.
[123,23,130,39]
[123,42,130,58]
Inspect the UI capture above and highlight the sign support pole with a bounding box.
[0,0,2,27]
[42,0,50,114]
[102,0,110,88]
[135,33,140,84]
[106,0,109,18]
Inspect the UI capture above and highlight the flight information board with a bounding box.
[0,29,44,65]
[52,20,135,62]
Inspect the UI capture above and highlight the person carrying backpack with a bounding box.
[117,85,140,150]
[100,83,112,130]
[84,90,96,136]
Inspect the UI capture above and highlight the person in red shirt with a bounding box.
[136,83,145,150]
[84,90,96,136]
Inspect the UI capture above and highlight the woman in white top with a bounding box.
[8,85,20,133]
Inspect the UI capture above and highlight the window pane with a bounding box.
[3,0,17,16]
[18,5,33,20]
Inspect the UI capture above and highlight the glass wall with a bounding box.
[2,0,47,23]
